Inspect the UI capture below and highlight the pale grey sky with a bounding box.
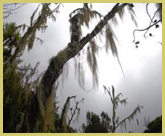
[4,3,162,133]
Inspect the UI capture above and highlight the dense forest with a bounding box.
[3,3,162,133]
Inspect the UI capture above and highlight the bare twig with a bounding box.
[133,3,161,43]
[158,41,162,45]
[67,98,84,128]
[146,3,152,21]
[133,19,161,42]
[49,3,61,15]
[60,95,77,132]
[144,8,160,37]
[3,3,26,19]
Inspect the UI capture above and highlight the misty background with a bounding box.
[4,3,162,133]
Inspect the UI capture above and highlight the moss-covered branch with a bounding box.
[40,3,128,103]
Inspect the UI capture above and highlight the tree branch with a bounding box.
[3,3,26,19]
[133,3,162,43]
[144,7,160,37]
[9,4,57,64]
[115,105,143,130]
[133,19,161,42]
[67,98,84,129]
[146,3,152,21]
[40,3,129,104]
[60,96,77,132]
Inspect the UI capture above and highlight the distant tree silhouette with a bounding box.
[81,111,111,133]
[81,86,143,133]
[144,116,162,133]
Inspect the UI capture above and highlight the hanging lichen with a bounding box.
[105,24,118,56]
[43,93,56,132]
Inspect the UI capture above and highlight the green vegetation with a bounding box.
[81,111,111,133]
[144,116,162,133]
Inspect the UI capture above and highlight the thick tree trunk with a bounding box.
[36,3,128,132]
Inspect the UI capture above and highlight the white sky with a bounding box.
[4,3,162,133]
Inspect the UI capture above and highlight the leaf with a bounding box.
[135,41,140,44]
[155,24,159,28]
[118,98,128,106]
[35,37,44,45]
[116,93,123,99]
[154,19,157,23]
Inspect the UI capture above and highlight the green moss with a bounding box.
[49,50,67,71]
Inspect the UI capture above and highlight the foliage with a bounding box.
[3,23,41,132]
[81,111,111,133]
[3,23,21,62]
[3,3,62,132]
[144,116,162,133]
[3,60,41,132]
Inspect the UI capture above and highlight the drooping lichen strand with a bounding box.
[86,40,99,88]
[10,4,59,64]
[105,24,118,56]
[43,94,56,132]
